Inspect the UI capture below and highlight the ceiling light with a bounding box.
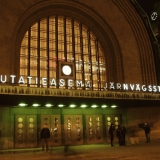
[80,104,87,108]
[32,104,40,107]
[45,104,53,107]
[111,105,117,108]
[91,105,98,108]
[69,104,76,108]
[58,104,64,107]
[19,103,27,107]
[101,105,108,108]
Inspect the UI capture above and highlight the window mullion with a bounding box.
[55,16,59,88]
[88,29,93,90]
[72,19,76,87]
[80,23,85,90]
[64,17,67,61]
[37,20,40,87]
[96,39,101,90]
[47,17,49,88]
[28,28,31,87]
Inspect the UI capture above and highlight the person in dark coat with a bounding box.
[143,122,151,143]
[109,123,115,146]
[40,124,50,152]
[121,125,127,145]
[116,125,123,146]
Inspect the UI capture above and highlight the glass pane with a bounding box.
[20,16,106,90]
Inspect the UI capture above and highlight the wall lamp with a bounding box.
[18,103,28,107]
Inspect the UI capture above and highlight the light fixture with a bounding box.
[18,103,27,107]
[80,104,87,108]
[101,105,108,108]
[69,104,76,108]
[32,104,40,107]
[58,104,64,107]
[91,105,98,108]
[111,105,117,108]
[45,104,53,107]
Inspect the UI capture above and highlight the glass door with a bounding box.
[64,115,83,145]
[41,115,61,146]
[86,115,103,144]
[15,115,37,148]
[106,114,120,143]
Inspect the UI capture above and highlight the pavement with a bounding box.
[0,141,160,160]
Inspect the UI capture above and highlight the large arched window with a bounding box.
[20,16,106,90]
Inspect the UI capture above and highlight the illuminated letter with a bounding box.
[123,84,128,90]
[157,86,160,92]
[42,78,47,86]
[27,76,32,84]
[130,84,135,91]
[51,79,56,86]
[0,75,7,83]
[116,83,121,90]
[148,85,152,92]
[86,81,91,88]
[76,81,83,87]
[18,76,25,84]
[59,79,65,86]
[110,82,115,89]
[135,84,140,91]
[68,79,73,87]
[35,77,38,84]
[153,86,157,92]
[142,85,147,91]
[10,75,16,83]
[104,83,107,90]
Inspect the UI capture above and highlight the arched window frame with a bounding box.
[20,16,106,90]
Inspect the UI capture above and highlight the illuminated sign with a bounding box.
[0,75,160,93]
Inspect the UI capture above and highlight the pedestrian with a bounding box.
[116,125,123,146]
[40,124,50,152]
[121,124,127,145]
[109,123,115,146]
[143,122,151,143]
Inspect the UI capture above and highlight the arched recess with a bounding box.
[11,0,124,84]
[112,0,157,85]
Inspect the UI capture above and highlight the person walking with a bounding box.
[116,125,123,146]
[109,123,115,146]
[40,124,50,152]
[143,122,151,143]
[121,124,127,145]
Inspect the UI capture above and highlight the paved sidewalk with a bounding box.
[0,141,160,160]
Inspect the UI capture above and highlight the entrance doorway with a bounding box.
[15,115,37,148]
[106,114,121,143]
[64,115,83,145]
[41,115,62,146]
[86,115,103,144]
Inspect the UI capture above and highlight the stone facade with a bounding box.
[0,0,159,149]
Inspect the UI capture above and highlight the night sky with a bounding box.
[136,0,160,15]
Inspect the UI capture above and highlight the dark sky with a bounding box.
[136,0,160,15]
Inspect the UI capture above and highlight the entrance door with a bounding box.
[41,115,61,146]
[15,115,37,148]
[106,114,121,143]
[86,115,103,144]
[64,115,83,145]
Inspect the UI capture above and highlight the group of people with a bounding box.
[40,122,151,152]
[109,123,127,146]
[109,122,151,147]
